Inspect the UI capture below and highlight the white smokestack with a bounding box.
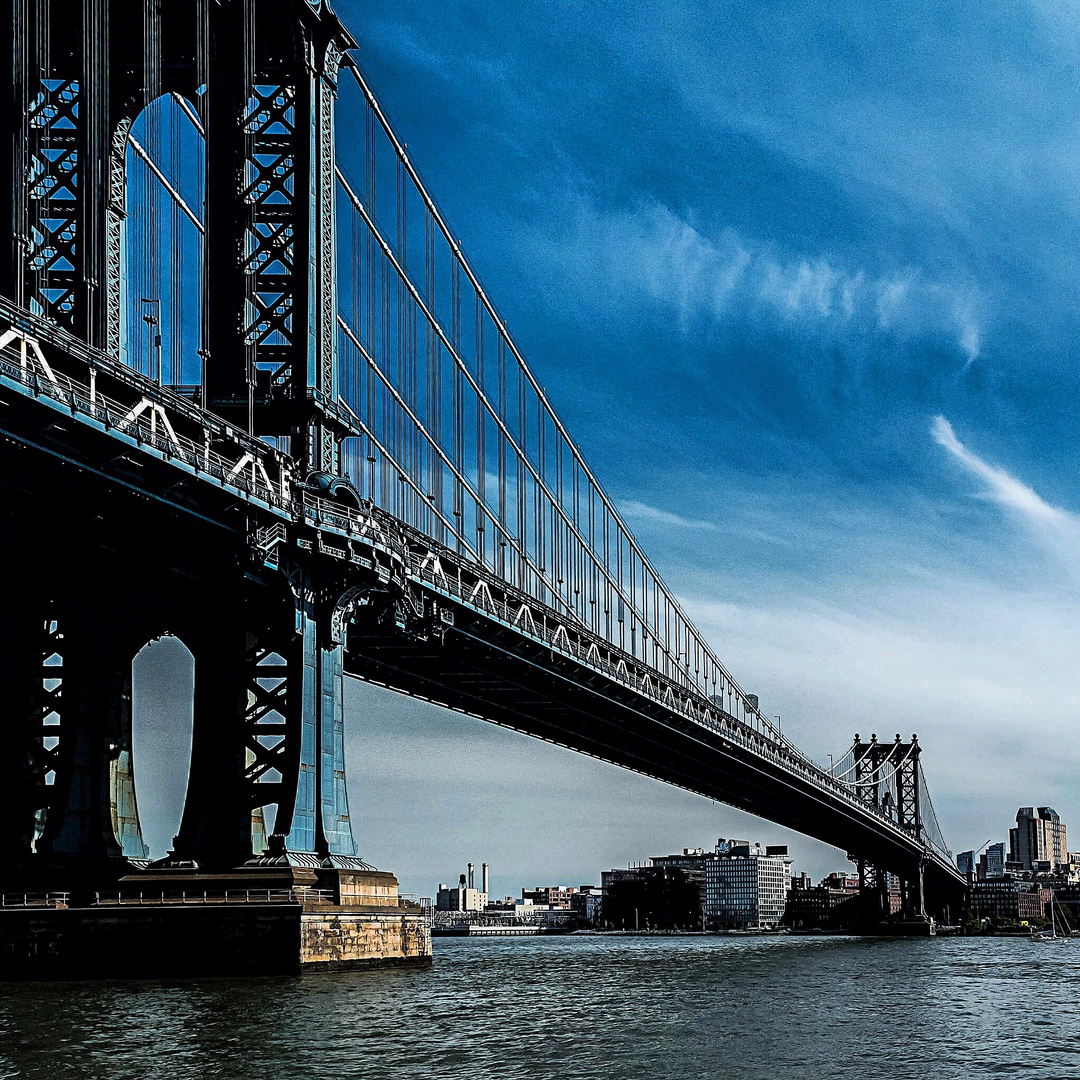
[482,862,489,895]
[468,862,474,889]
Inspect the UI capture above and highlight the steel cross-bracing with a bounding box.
[0,0,964,918]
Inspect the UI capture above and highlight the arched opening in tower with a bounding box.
[119,93,204,391]
[130,635,195,860]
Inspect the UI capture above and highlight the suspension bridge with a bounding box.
[0,0,963,972]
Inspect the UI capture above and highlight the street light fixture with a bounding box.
[140,297,162,384]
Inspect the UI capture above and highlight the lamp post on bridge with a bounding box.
[140,297,162,384]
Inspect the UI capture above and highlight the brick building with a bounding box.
[969,880,1050,923]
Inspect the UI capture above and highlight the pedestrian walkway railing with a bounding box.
[0,892,70,908]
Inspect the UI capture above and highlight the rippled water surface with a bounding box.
[2,934,1079,1079]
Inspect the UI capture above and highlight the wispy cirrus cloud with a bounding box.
[932,415,1080,566]
[619,499,718,531]
[556,199,983,362]
[932,417,1059,523]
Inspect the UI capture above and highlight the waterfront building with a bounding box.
[1009,808,1068,873]
[1067,854,1080,884]
[436,883,487,911]
[436,864,489,912]
[822,871,859,890]
[601,866,649,890]
[570,885,603,925]
[706,843,792,929]
[784,872,861,929]
[969,880,1050,924]
[601,865,705,929]
[603,839,791,930]
[521,885,577,909]
[651,847,714,871]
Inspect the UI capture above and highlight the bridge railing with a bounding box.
[0,316,293,514]
[0,892,70,908]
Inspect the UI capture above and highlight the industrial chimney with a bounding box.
[467,862,474,889]
[482,862,489,895]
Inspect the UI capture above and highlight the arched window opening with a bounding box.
[120,94,204,392]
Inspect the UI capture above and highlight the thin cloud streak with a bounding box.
[928,414,1080,529]
[620,499,718,531]
[557,200,983,361]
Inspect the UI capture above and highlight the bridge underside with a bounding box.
[348,626,902,864]
[343,610,959,908]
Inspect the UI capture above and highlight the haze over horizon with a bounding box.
[135,0,1080,896]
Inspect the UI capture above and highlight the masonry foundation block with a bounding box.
[0,902,432,979]
[0,870,433,979]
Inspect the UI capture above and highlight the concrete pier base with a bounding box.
[0,869,432,979]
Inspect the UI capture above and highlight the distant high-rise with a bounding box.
[956,851,976,879]
[978,842,1005,880]
[1009,808,1067,872]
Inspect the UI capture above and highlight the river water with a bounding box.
[1,934,1077,1079]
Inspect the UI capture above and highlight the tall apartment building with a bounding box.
[1009,808,1068,872]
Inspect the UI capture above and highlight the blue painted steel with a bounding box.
[283,603,356,856]
[319,640,356,856]
[284,606,319,853]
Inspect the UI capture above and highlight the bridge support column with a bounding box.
[34,590,140,878]
[169,573,358,870]
[877,869,891,919]
[171,612,254,870]
[288,576,356,861]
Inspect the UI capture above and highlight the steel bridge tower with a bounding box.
[850,733,926,919]
[0,0,366,881]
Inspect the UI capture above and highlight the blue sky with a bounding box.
[135,0,1080,894]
